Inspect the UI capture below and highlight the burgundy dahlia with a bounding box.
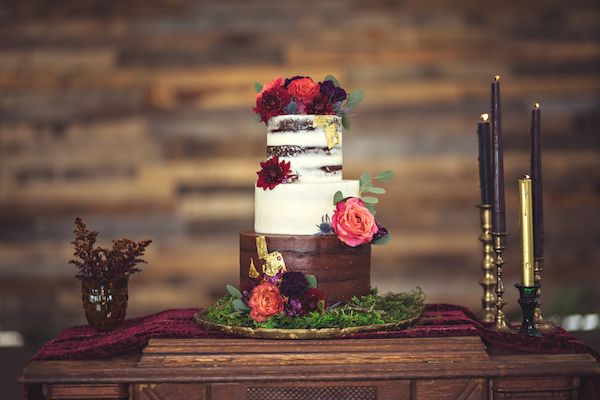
[256,156,297,190]
[300,288,326,314]
[320,80,347,103]
[253,86,292,123]
[307,93,334,115]
[279,271,309,298]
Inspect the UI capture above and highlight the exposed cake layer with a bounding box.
[240,231,371,303]
[267,115,342,183]
[255,180,359,235]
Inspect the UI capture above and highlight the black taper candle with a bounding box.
[477,114,492,204]
[491,76,506,233]
[531,103,543,258]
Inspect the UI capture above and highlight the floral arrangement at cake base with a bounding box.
[196,276,425,339]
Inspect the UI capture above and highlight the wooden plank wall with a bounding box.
[0,0,599,337]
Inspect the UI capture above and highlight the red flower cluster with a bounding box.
[253,76,347,123]
[256,156,297,190]
[245,271,327,322]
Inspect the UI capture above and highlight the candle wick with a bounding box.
[534,102,540,109]
[494,75,500,81]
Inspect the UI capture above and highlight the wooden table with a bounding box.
[20,336,600,399]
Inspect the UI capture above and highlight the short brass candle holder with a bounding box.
[533,257,556,331]
[515,283,542,337]
[492,232,514,333]
[477,204,496,324]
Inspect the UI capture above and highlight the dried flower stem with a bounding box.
[69,217,152,284]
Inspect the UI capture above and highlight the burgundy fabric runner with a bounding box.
[25,304,600,399]
[32,304,597,360]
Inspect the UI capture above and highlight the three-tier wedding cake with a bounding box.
[239,75,390,303]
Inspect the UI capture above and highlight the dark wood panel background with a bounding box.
[0,0,598,346]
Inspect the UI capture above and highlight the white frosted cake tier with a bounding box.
[267,115,342,183]
[255,180,359,235]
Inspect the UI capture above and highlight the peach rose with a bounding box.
[287,77,319,105]
[248,282,284,322]
[331,197,378,247]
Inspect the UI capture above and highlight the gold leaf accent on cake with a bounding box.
[263,251,287,277]
[256,236,268,260]
[248,258,259,279]
[313,115,339,149]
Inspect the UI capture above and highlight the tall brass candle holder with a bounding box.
[492,232,514,333]
[477,204,496,324]
[533,257,555,331]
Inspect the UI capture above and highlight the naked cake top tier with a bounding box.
[267,115,343,183]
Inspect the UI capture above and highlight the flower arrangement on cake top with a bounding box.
[253,74,364,129]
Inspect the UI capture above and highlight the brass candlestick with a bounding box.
[492,232,514,333]
[533,257,556,331]
[477,204,496,324]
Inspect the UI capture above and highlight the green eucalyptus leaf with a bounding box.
[375,170,394,182]
[232,299,250,312]
[305,274,317,289]
[367,187,386,194]
[359,172,371,191]
[254,114,262,122]
[333,191,344,205]
[372,232,392,245]
[346,89,365,108]
[341,114,351,131]
[254,82,263,93]
[226,284,242,299]
[361,196,379,204]
[323,74,341,87]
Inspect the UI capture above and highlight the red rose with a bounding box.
[253,77,291,122]
[248,283,284,322]
[332,197,377,247]
[287,77,320,105]
[259,77,284,94]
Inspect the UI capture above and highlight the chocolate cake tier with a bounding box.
[239,231,370,303]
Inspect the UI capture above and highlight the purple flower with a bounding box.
[373,222,389,240]
[320,80,347,103]
[265,272,283,285]
[284,298,303,317]
[279,271,309,298]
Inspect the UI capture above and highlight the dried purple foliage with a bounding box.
[69,217,152,284]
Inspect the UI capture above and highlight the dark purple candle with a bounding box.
[490,75,506,233]
[530,103,543,258]
[477,113,492,204]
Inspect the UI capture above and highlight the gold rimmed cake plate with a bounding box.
[194,310,422,340]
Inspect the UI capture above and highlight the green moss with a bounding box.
[203,288,425,330]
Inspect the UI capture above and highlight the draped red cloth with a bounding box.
[25,304,600,399]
